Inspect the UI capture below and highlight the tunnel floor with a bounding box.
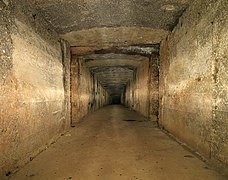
[12,105,224,180]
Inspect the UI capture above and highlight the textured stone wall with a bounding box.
[60,39,71,131]
[71,57,109,125]
[210,0,228,170]
[71,58,79,126]
[0,2,14,176]
[0,0,71,178]
[124,59,148,117]
[124,56,159,120]
[159,0,228,172]
[135,59,149,117]
[148,55,159,121]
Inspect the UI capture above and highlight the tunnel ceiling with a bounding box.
[31,0,190,97]
[33,0,189,33]
[32,0,190,50]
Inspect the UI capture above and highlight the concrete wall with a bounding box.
[0,1,71,178]
[124,56,159,121]
[159,0,228,171]
[71,57,109,125]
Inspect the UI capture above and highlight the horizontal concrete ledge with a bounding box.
[62,27,168,55]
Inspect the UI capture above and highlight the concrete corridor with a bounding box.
[1,1,228,178]
[12,105,225,180]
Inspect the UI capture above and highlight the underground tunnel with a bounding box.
[0,0,228,179]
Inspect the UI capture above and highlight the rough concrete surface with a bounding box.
[124,55,159,120]
[71,57,109,125]
[125,58,150,116]
[32,0,190,33]
[60,39,71,130]
[64,27,168,50]
[159,0,228,173]
[0,0,71,178]
[0,0,13,85]
[1,0,228,178]
[11,105,226,180]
